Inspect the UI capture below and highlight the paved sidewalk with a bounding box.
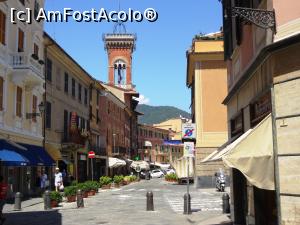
[3,180,232,225]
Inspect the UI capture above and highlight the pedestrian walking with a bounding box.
[54,168,63,192]
[0,176,8,225]
[40,170,49,192]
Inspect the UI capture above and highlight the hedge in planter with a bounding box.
[64,186,77,202]
[99,176,112,189]
[77,183,89,198]
[113,175,124,187]
[50,191,63,207]
[85,181,99,195]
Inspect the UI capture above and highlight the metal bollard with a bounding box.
[14,192,22,211]
[77,189,84,208]
[44,190,51,210]
[183,193,191,215]
[146,191,154,211]
[222,193,230,214]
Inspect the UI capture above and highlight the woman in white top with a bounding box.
[54,168,63,191]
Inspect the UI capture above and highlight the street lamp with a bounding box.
[38,102,45,114]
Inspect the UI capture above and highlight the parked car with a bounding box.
[150,169,164,178]
[140,170,151,179]
[166,169,176,175]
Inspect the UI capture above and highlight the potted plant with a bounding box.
[64,186,77,202]
[123,176,131,185]
[85,181,99,196]
[77,183,89,198]
[113,175,124,188]
[99,176,112,189]
[50,191,62,208]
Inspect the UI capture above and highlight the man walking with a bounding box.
[54,168,63,192]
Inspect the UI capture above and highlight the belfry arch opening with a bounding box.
[113,59,127,86]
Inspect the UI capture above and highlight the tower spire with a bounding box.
[113,0,126,34]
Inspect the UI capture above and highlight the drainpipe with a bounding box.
[271,86,281,225]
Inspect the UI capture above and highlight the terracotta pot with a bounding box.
[114,183,120,188]
[51,200,58,208]
[67,195,76,202]
[102,184,111,189]
[88,190,96,196]
[83,191,89,198]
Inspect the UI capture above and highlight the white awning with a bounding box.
[144,141,152,147]
[108,157,126,168]
[201,129,253,163]
[130,161,150,170]
[151,162,170,170]
[223,114,274,190]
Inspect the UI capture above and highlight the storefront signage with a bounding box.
[182,123,196,140]
[250,92,271,126]
[79,154,87,161]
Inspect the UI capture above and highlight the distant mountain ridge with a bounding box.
[136,104,191,125]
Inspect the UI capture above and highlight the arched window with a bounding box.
[113,59,126,86]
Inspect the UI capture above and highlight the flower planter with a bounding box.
[101,184,111,189]
[66,195,76,202]
[83,191,89,198]
[114,183,120,188]
[88,190,96,196]
[51,200,58,208]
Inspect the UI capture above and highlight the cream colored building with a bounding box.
[186,32,228,188]
[0,0,49,197]
[153,117,188,140]
[44,33,93,183]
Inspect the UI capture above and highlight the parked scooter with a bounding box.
[215,170,226,192]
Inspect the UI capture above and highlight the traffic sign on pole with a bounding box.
[88,151,95,158]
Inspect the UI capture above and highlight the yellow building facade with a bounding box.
[186,32,228,188]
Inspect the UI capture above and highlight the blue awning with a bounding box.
[0,149,29,166]
[17,143,56,167]
[0,139,55,167]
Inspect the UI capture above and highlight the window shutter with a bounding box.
[18,29,24,52]
[32,95,37,122]
[0,11,6,45]
[46,101,51,128]
[0,77,3,110]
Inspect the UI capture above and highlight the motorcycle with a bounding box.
[215,172,226,192]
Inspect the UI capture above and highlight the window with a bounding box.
[45,101,51,129]
[56,68,61,90]
[96,91,99,104]
[18,29,24,52]
[84,88,88,105]
[0,10,6,45]
[64,73,68,93]
[32,95,37,122]
[46,58,52,82]
[89,105,92,120]
[78,83,82,102]
[96,109,99,124]
[19,0,25,5]
[33,43,39,57]
[71,78,75,97]
[63,110,68,141]
[0,77,3,110]
[16,87,22,117]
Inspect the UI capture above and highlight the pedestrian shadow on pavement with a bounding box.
[4,210,62,225]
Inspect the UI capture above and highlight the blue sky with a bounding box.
[44,0,222,112]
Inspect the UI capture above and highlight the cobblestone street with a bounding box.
[3,179,231,225]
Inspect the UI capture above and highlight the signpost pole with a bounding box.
[187,156,190,214]
[91,158,94,181]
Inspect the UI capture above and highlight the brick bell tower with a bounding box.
[103,22,136,90]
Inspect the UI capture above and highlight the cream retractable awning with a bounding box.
[130,161,150,170]
[108,157,126,168]
[201,129,253,163]
[223,114,274,190]
[144,141,152,147]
